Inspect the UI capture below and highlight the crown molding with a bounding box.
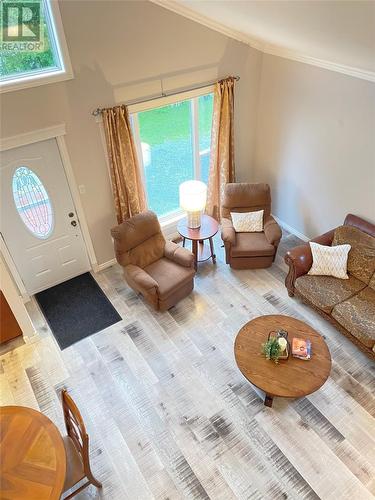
[150,0,375,83]
[262,45,375,82]
[150,0,265,50]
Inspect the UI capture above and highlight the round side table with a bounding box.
[177,215,219,270]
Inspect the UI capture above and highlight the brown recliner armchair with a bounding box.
[221,183,282,269]
[111,211,195,311]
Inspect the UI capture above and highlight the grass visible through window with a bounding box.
[136,94,214,217]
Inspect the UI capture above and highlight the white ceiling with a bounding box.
[153,0,375,80]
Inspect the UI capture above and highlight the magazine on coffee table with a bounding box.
[292,338,312,360]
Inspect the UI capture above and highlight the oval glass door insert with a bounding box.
[12,166,54,239]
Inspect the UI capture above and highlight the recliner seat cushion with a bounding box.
[231,232,275,257]
[332,287,375,349]
[295,274,366,313]
[145,258,195,299]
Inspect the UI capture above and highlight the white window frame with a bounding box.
[129,85,214,226]
[0,0,73,93]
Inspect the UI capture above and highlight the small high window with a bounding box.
[12,166,54,239]
[0,0,73,92]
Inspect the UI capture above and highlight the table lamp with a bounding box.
[179,180,207,228]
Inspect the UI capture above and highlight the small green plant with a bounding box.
[261,337,282,364]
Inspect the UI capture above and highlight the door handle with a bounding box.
[71,220,77,227]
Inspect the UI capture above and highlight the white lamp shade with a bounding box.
[179,180,207,212]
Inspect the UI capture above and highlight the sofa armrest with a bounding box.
[285,244,313,296]
[124,264,158,294]
[221,217,236,245]
[311,229,335,247]
[164,241,194,268]
[284,229,335,296]
[264,216,282,246]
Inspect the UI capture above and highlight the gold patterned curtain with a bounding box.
[102,105,147,223]
[205,77,235,220]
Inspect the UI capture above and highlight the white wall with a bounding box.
[0,0,262,266]
[253,54,375,238]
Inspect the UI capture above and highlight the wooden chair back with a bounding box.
[61,389,90,473]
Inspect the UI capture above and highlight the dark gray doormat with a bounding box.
[35,272,122,350]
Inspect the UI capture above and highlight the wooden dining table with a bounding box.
[0,406,66,499]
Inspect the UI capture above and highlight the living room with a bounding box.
[0,0,374,498]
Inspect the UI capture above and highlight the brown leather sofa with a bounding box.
[285,214,375,359]
[221,183,282,269]
[111,211,195,311]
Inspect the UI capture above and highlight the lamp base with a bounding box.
[186,210,202,228]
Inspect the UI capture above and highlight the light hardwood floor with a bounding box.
[1,232,374,500]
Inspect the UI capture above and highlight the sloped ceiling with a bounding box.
[152,0,375,81]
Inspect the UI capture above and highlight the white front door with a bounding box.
[0,138,90,295]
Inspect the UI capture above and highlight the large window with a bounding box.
[130,90,214,219]
[0,0,72,92]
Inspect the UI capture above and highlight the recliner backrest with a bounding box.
[222,183,271,220]
[111,210,165,268]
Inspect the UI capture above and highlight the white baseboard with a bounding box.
[273,215,309,242]
[97,258,117,271]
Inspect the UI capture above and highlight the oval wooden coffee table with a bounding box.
[234,315,331,407]
[0,406,66,499]
[177,214,219,270]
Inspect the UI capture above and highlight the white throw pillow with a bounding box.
[308,242,351,279]
[231,210,264,232]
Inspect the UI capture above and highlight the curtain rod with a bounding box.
[91,75,240,116]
